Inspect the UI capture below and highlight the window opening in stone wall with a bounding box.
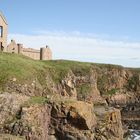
[0,26,3,37]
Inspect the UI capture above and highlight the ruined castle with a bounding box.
[0,11,52,60]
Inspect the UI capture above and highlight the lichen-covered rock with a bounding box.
[49,100,96,140]
[94,105,124,140]
[16,104,49,140]
[110,93,127,105]
[0,92,124,140]
[0,93,50,140]
[0,134,25,140]
[65,101,96,129]
[61,72,77,99]
[0,93,29,130]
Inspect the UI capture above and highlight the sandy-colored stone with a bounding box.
[0,12,8,52]
[7,40,52,60]
[65,101,97,129]
[0,12,52,60]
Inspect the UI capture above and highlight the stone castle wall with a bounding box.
[22,48,40,60]
[7,40,52,60]
[18,44,40,60]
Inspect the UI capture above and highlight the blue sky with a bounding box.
[1,0,140,67]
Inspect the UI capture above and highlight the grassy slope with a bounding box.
[0,52,139,91]
[0,53,92,87]
[0,53,44,85]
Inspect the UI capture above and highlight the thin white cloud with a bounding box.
[8,31,140,67]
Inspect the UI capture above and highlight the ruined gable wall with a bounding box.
[0,14,8,51]
[7,40,18,53]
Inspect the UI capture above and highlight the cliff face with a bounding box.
[0,53,140,139]
[0,93,123,140]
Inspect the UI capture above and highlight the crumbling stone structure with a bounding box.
[0,11,52,60]
[7,40,52,60]
[0,11,8,52]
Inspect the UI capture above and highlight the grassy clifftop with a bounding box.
[0,53,44,85]
[0,53,92,88]
[0,52,138,94]
[0,52,124,78]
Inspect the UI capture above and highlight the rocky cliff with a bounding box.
[0,53,139,140]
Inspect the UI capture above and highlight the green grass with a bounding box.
[105,88,118,96]
[1,52,140,92]
[0,134,25,140]
[97,75,108,95]
[29,96,48,104]
[42,60,92,82]
[126,73,140,91]
[76,83,91,100]
[0,53,93,88]
[0,53,45,84]
[23,96,48,107]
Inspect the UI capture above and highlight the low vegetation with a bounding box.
[97,74,109,95]
[126,73,140,91]
[76,83,92,100]
[1,52,140,94]
[0,134,25,140]
[23,96,48,107]
[0,53,91,86]
[106,88,118,96]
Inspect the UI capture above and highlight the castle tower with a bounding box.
[17,43,23,54]
[0,11,8,52]
[40,45,52,60]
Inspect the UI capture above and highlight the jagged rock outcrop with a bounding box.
[0,93,29,129]
[0,92,124,140]
[48,100,96,140]
[0,54,140,139]
[94,105,123,140]
[0,93,50,140]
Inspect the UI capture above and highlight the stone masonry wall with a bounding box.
[0,12,8,52]
[7,40,52,60]
[22,48,40,60]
